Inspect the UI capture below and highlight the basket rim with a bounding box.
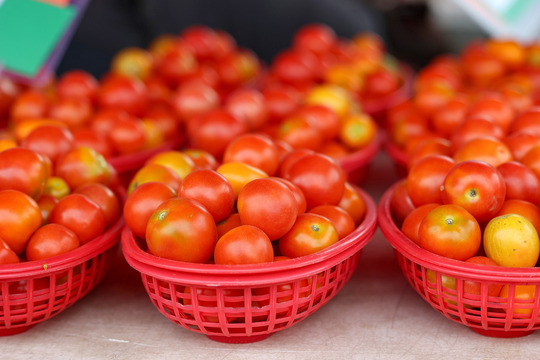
[338,130,382,171]
[108,133,185,173]
[0,216,124,280]
[378,180,540,282]
[360,62,414,115]
[121,187,377,285]
[382,135,407,169]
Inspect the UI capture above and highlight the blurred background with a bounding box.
[57,0,499,77]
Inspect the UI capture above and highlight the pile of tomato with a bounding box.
[0,145,121,268]
[124,132,367,265]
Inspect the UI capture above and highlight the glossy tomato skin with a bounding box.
[497,161,540,205]
[0,147,49,199]
[128,164,182,195]
[390,180,416,225]
[308,205,355,239]
[223,133,280,176]
[279,213,339,258]
[441,160,506,223]
[146,197,217,263]
[284,153,346,210]
[57,70,99,102]
[401,203,440,246]
[123,182,177,239]
[272,177,307,215]
[50,194,106,245]
[171,82,220,122]
[178,169,235,223]
[74,183,121,227]
[237,178,298,240]
[406,155,455,207]
[20,125,75,165]
[214,225,274,265]
[216,162,268,199]
[0,238,20,264]
[97,75,149,117]
[418,204,481,261]
[26,224,80,261]
[0,190,42,255]
[224,88,268,131]
[55,147,115,189]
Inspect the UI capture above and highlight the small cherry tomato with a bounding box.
[26,224,80,261]
[214,225,274,265]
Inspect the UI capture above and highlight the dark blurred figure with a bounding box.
[58,0,386,77]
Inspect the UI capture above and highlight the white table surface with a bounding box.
[2,151,539,360]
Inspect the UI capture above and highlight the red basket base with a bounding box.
[206,333,272,344]
[470,327,534,338]
[0,325,34,336]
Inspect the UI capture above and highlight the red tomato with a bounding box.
[146,197,217,263]
[216,212,242,238]
[107,117,147,155]
[127,163,182,194]
[262,86,302,122]
[182,149,218,170]
[187,109,247,159]
[0,190,42,254]
[418,204,481,260]
[214,225,273,265]
[363,68,401,97]
[0,147,49,199]
[50,193,106,245]
[276,114,324,151]
[215,48,259,88]
[74,183,120,227]
[26,223,79,261]
[279,213,339,258]
[407,137,452,171]
[453,136,513,167]
[49,97,92,129]
[237,178,298,240]
[55,147,115,189]
[406,155,455,207]
[503,131,540,161]
[390,180,416,224]
[497,161,540,205]
[71,128,113,158]
[521,145,540,181]
[224,88,268,131]
[178,169,235,223]
[56,70,98,102]
[223,133,280,176]
[9,90,49,123]
[309,205,355,239]
[171,82,220,122]
[441,160,506,222]
[97,75,149,116]
[495,199,540,235]
[144,105,180,141]
[123,182,177,239]
[272,177,307,215]
[278,148,315,178]
[293,23,337,55]
[272,49,319,85]
[467,95,514,132]
[90,108,129,135]
[0,238,19,264]
[155,44,198,86]
[509,107,540,136]
[431,97,468,138]
[401,203,440,245]
[284,153,346,209]
[37,194,58,225]
[338,182,367,226]
[450,117,505,152]
[20,125,75,164]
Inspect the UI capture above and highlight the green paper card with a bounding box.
[0,0,76,77]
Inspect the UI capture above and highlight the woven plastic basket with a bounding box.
[0,216,124,336]
[378,181,540,338]
[121,188,377,343]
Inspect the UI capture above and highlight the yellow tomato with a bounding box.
[339,113,377,150]
[216,162,268,199]
[483,214,540,267]
[111,47,154,80]
[146,151,195,180]
[43,176,70,199]
[499,285,537,317]
[305,85,352,118]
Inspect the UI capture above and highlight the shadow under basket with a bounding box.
[0,217,124,336]
[378,181,540,338]
[121,188,377,343]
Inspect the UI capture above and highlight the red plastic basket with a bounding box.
[359,63,414,125]
[121,188,377,343]
[0,215,124,336]
[338,131,382,184]
[378,181,540,338]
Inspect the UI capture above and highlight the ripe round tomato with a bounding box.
[56,70,98,101]
[74,183,120,227]
[72,129,112,159]
[216,162,268,199]
[495,199,540,235]
[97,75,149,116]
[110,47,154,80]
[171,82,220,122]
[292,23,337,55]
[272,48,319,85]
[123,182,177,239]
[441,160,506,223]
[520,145,540,181]
[278,148,315,178]
[431,97,468,138]
[338,182,367,226]
[146,151,195,180]
[146,197,217,263]
[309,205,355,239]
[276,115,324,151]
[497,161,540,204]
[50,193,106,245]
[418,204,481,261]
[223,133,280,176]
[187,109,247,159]
[214,225,273,265]
[467,95,514,132]
[450,116,504,152]
[9,90,49,122]
[0,238,19,264]
[262,85,301,122]
[483,214,539,267]
[503,131,540,161]
[339,113,377,150]
[107,117,147,155]
[390,180,416,225]
[406,155,455,207]
[20,125,75,164]
[43,176,70,199]
[178,169,235,223]
[26,223,79,261]
[0,190,42,254]
[284,153,346,209]
[216,212,242,238]
[182,149,218,170]
[279,213,339,258]
[128,163,182,194]
[453,136,513,167]
[55,146,115,189]
[401,203,440,246]
[49,97,92,129]
[294,104,340,141]
[406,137,452,171]
[0,147,49,199]
[272,177,307,215]
[224,88,268,131]
[155,44,198,86]
[237,178,298,240]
